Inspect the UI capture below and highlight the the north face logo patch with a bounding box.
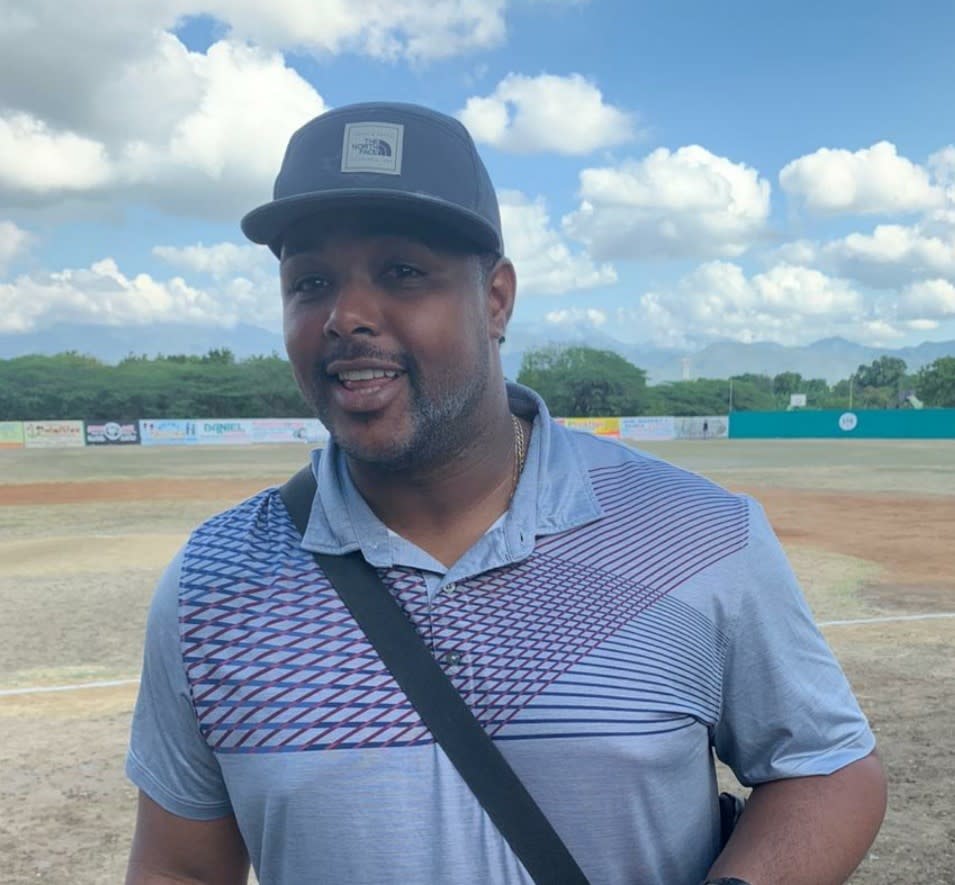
[352,137,392,157]
[341,122,403,175]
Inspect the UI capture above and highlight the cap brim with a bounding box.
[241,190,502,258]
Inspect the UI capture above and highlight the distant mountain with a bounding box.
[0,322,285,363]
[501,323,677,382]
[663,337,955,384]
[2,321,953,385]
[502,325,955,384]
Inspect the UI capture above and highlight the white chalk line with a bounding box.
[2,611,954,697]
[0,677,140,697]
[819,612,955,627]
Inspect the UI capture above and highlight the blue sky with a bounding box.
[2,0,954,352]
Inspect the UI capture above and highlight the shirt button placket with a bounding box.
[442,650,464,668]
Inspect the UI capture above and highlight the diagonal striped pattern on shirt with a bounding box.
[179,454,748,752]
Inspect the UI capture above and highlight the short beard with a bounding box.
[307,335,492,472]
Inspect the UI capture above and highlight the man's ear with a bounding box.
[486,258,517,342]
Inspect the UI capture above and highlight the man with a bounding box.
[126,102,886,885]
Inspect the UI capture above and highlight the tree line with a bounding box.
[0,350,310,421]
[0,347,953,421]
[519,348,955,416]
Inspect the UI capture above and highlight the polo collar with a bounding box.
[299,383,603,569]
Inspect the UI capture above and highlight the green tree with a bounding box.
[772,371,803,399]
[649,377,776,416]
[915,357,955,407]
[855,356,907,390]
[730,373,773,393]
[517,346,649,416]
[0,351,308,421]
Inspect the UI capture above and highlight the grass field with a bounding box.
[1,440,953,883]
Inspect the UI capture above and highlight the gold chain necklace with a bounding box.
[511,413,527,498]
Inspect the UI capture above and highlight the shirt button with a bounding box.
[444,582,457,595]
[442,651,464,667]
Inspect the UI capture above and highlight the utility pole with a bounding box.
[728,378,734,413]
[849,374,854,410]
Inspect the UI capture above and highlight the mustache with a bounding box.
[315,341,412,377]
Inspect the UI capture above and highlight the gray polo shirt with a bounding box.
[127,383,874,884]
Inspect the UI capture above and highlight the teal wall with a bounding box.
[729,409,955,439]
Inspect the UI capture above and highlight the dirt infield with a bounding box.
[741,487,954,603]
[0,477,268,505]
[1,442,953,883]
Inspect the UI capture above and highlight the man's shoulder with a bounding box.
[181,485,306,588]
[556,421,741,505]
[190,485,284,537]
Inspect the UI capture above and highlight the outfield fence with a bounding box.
[728,408,955,439]
[0,409,951,449]
[0,415,727,448]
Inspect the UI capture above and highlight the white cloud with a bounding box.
[197,0,507,61]
[772,239,818,265]
[0,36,325,216]
[631,258,955,348]
[752,263,863,316]
[562,146,771,260]
[458,73,633,154]
[500,190,616,295]
[859,319,906,343]
[929,146,955,185]
[153,241,270,279]
[824,223,955,287]
[544,307,607,328]
[634,261,866,348]
[779,141,942,215]
[897,279,955,320]
[0,0,505,119]
[0,1,178,135]
[0,256,280,333]
[119,40,327,216]
[777,217,955,290]
[0,220,33,274]
[0,115,112,200]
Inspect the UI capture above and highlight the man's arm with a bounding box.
[126,791,250,885]
[706,752,887,885]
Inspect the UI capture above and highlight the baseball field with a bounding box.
[1,439,952,883]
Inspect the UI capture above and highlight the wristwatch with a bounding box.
[703,879,752,885]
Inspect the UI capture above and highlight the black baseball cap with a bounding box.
[241,102,503,257]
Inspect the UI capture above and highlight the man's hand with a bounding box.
[706,751,887,885]
[126,791,250,885]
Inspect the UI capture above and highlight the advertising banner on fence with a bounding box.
[674,416,728,439]
[556,416,621,438]
[249,418,329,445]
[24,420,85,448]
[139,419,198,446]
[85,420,140,445]
[619,416,676,441]
[0,421,25,448]
[195,419,255,446]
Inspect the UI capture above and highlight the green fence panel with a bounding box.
[728,409,955,439]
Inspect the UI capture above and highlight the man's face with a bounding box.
[280,218,509,470]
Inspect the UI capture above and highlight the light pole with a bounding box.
[849,374,854,410]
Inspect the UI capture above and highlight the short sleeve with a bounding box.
[126,548,233,819]
[713,497,876,786]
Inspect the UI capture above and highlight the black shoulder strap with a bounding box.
[279,465,589,885]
